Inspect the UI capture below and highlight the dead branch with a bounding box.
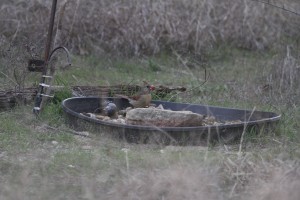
[248,0,300,16]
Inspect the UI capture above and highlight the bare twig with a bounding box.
[44,125,90,138]
[0,71,17,85]
[248,0,300,16]
[238,106,256,158]
[66,0,81,44]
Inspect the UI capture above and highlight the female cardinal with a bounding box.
[117,82,155,108]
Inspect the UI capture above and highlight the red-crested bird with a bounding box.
[117,82,155,108]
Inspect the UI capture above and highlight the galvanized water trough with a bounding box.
[62,97,280,145]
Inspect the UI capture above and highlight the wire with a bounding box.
[248,0,300,16]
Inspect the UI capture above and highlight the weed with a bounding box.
[148,59,161,72]
[0,1,300,199]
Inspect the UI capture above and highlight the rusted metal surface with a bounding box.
[33,0,57,115]
[0,88,37,111]
[1,84,185,111]
[27,59,45,72]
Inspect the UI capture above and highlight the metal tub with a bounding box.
[62,97,281,145]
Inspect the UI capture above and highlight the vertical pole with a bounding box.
[33,0,57,115]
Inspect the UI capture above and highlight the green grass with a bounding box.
[0,109,34,153]
[0,46,299,200]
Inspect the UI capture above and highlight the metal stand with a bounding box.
[31,0,71,115]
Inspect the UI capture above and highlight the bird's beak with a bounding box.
[149,85,155,91]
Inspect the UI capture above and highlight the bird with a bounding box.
[103,102,118,118]
[117,82,155,108]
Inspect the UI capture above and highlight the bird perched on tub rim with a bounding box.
[117,81,155,108]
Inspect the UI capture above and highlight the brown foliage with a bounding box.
[0,0,299,56]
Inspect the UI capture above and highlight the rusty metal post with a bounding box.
[33,0,58,115]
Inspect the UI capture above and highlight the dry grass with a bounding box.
[0,0,299,56]
[267,45,300,105]
[248,165,300,200]
[106,164,222,200]
[104,151,300,200]
[0,1,300,200]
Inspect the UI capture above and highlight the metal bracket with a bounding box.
[28,59,45,72]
